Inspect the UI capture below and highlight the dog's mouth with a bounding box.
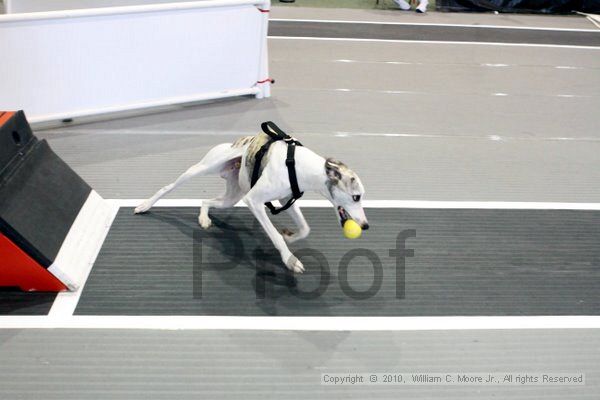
[337,206,350,227]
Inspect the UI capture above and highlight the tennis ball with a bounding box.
[343,219,362,239]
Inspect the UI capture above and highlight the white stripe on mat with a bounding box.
[48,191,119,316]
[109,199,600,210]
[1,315,599,331]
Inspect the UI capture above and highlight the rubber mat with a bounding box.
[269,20,600,47]
[75,207,600,316]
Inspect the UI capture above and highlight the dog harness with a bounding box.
[250,121,303,215]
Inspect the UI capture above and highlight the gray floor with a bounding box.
[1,329,599,399]
[38,40,600,202]
[3,9,600,400]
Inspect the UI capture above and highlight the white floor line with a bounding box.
[330,59,595,70]
[277,86,594,100]
[277,57,599,71]
[268,36,600,50]
[1,315,599,331]
[47,203,120,317]
[39,128,600,143]
[109,199,600,210]
[333,132,600,142]
[270,18,600,33]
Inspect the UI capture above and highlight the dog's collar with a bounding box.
[250,121,304,215]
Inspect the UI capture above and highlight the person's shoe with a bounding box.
[393,0,411,10]
[416,0,428,13]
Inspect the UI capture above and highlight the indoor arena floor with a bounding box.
[1,6,600,399]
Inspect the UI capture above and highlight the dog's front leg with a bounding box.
[244,195,305,274]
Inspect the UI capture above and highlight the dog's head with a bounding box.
[324,158,369,230]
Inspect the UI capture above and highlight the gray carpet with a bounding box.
[1,329,598,400]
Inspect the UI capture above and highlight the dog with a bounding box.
[134,124,369,273]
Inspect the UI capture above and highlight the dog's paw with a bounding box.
[198,214,212,229]
[134,201,152,214]
[285,254,305,274]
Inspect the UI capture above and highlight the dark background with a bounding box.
[437,0,600,13]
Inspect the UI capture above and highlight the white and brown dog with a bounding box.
[134,124,368,273]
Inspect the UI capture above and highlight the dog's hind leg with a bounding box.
[134,143,243,214]
[281,202,310,244]
[198,159,244,229]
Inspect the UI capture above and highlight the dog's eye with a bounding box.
[352,195,361,202]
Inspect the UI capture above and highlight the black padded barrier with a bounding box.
[0,111,92,268]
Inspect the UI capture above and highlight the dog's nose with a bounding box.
[362,223,369,230]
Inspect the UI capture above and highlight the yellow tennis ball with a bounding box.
[343,219,362,239]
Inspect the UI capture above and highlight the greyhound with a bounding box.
[134,124,369,273]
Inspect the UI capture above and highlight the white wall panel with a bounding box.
[5,0,202,14]
[0,0,270,123]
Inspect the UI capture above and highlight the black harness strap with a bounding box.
[251,121,303,215]
[250,136,277,189]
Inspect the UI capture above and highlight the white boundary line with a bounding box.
[1,316,600,331]
[48,191,116,291]
[108,198,600,210]
[268,36,600,50]
[270,18,600,33]
[48,200,120,317]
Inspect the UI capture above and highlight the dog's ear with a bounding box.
[325,158,342,182]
